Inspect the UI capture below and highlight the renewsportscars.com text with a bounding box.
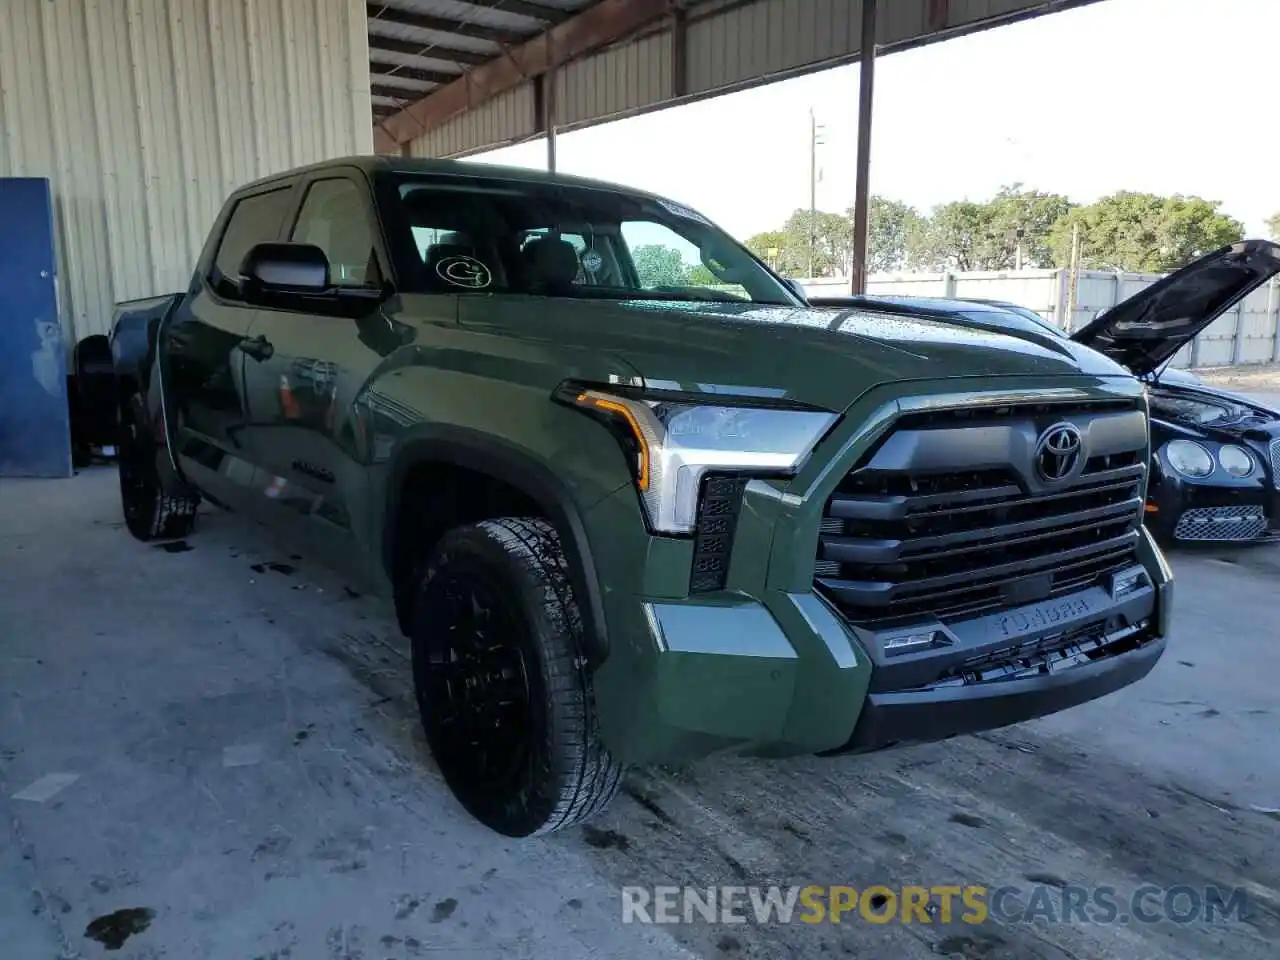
[621,884,1250,926]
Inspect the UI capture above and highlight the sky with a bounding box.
[467,0,1280,243]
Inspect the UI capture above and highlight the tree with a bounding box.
[1266,212,1280,241]
[745,230,791,273]
[983,185,1075,269]
[853,196,922,273]
[686,264,718,285]
[906,201,995,271]
[781,209,851,278]
[1049,192,1244,272]
[900,186,1072,272]
[631,244,690,286]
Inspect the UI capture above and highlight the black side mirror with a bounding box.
[239,242,329,303]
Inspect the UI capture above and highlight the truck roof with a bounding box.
[238,154,671,202]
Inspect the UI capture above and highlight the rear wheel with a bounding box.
[117,394,199,541]
[410,517,621,836]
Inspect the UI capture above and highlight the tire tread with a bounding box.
[422,516,622,836]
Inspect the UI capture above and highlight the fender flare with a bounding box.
[109,296,189,494]
[384,425,611,667]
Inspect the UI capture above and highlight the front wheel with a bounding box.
[116,393,199,542]
[410,517,622,837]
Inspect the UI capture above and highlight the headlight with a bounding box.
[1164,439,1214,478]
[1218,444,1255,477]
[559,383,838,534]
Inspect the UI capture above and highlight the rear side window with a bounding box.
[213,187,292,283]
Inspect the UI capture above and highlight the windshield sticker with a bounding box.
[581,249,604,273]
[656,198,713,226]
[435,255,492,289]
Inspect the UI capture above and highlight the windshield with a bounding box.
[382,173,796,305]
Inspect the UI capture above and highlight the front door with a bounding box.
[239,175,401,588]
[0,178,70,477]
[166,183,295,509]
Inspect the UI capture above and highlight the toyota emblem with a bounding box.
[1035,422,1083,482]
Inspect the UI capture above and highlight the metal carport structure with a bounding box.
[0,0,1104,346]
[365,0,1103,290]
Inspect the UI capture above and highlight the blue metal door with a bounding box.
[0,178,71,477]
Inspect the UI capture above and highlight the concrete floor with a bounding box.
[2,468,1278,960]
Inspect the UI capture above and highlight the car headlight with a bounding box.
[1164,439,1214,478]
[558,383,838,534]
[1218,444,1255,477]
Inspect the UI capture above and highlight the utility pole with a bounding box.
[808,108,821,279]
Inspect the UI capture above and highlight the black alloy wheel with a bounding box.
[411,518,622,837]
[116,394,198,542]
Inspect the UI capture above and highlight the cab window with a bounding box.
[212,187,292,295]
[291,179,381,287]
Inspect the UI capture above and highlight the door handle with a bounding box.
[237,334,274,362]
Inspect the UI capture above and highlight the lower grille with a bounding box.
[690,475,750,593]
[927,619,1149,689]
[1174,505,1269,541]
[816,401,1148,625]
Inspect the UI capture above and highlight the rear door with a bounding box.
[239,173,398,587]
[0,178,70,478]
[166,182,295,508]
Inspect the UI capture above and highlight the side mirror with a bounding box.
[239,242,329,303]
[699,242,745,284]
[783,278,808,302]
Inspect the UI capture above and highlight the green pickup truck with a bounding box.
[110,157,1172,837]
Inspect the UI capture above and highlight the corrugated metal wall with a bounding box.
[407,85,536,160]
[0,0,372,344]
[404,0,1098,159]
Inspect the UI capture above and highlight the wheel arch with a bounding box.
[109,295,190,495]
[383,425,611,668]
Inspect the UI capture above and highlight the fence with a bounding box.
[799,269,1280,369]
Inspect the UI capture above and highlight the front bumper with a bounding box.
[1146,467,1280,543]
[829,581,1164,754]
[584,376,1173,767]
[589,496,1172,766]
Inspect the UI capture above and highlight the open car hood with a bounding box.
[1071,239,1280,376]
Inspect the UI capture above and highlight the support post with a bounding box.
[1065,222,1081,333]
[849,0,878,295]
[1231,299,1246,365]
[671,4,688,98]
[545,66,557,172]
[1269,279,1280,363]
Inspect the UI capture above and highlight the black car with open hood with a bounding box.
[807,239,1280,543]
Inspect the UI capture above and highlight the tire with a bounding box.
[116,393,199,542]
[410,517,622,837]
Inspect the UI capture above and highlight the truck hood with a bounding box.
[1071,239,1280,377]
[473,298,1131,412]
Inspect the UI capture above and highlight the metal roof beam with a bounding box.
[378,0,673,146]
[370,60,457,85]
[371,82,437,100]
[476,0,573,24]
[368,34,492,66]
[365,3,531,45]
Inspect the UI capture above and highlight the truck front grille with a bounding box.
[815,401,1148,626]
